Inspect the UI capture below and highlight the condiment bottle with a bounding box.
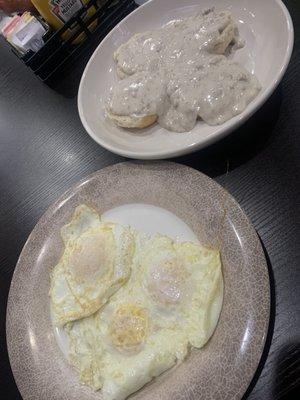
[31,0,98,43]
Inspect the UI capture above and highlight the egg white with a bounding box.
[64,231,223,400]
[50,205,134,326]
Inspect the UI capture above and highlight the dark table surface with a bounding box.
[1,1,299,399]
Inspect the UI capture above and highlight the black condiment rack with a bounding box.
[11,0,138,84]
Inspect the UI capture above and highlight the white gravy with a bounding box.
[108,8,261,132]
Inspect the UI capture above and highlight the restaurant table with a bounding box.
[0,1,299,399]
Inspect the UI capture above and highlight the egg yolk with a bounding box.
[147,258,186,306]
[109,305,149,353]
[69,230,114,282]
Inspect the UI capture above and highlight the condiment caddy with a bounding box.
[2,0,138,85]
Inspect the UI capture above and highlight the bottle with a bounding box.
[31,0,98,43]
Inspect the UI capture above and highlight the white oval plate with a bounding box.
[78,0,293,159]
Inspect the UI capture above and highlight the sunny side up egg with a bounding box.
[64,228,223,400]
[49,205,135,326]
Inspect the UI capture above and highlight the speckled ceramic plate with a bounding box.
[7,162,270,400]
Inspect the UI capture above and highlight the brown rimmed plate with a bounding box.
[6,162,270,400]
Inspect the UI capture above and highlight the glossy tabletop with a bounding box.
[0,0,299,399]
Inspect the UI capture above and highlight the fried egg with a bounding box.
[64,231,223,400]
[50,205,134,326]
